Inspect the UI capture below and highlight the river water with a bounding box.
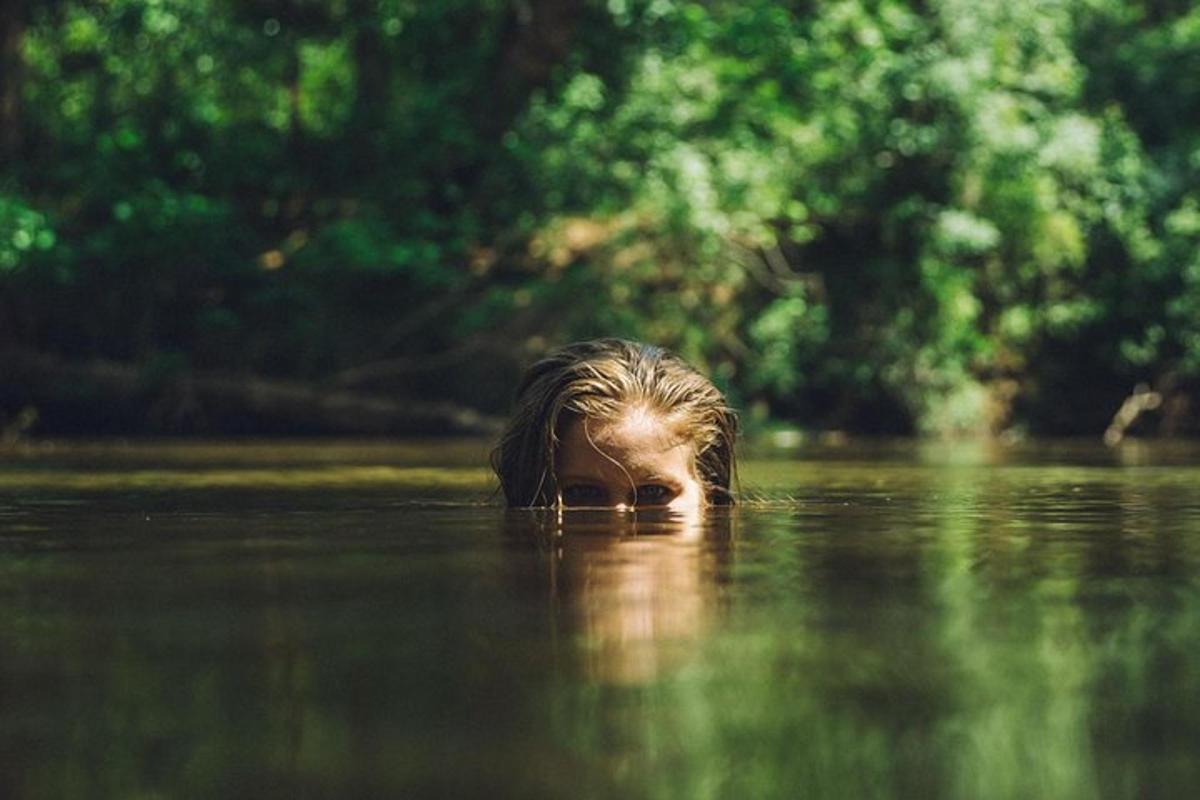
[1,438,1199,798]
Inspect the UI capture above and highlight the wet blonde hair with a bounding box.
[492,338,738,507]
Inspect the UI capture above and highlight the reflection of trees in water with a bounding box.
[908,469,1200,798]
[511,467,1200,798]
[5,471,1200,797]
[506,508,735,685]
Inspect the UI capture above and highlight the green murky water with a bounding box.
[2,438,1199,798]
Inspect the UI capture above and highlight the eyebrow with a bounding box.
[559,474,680,486]
[559,472,681,484]
[638,477,680,487]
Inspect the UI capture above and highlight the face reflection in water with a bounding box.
[555,409,705,511]
[530,507,730,685]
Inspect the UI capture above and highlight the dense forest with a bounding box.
[1,0,1199,438]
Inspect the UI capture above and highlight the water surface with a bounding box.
[2,438,1199,798]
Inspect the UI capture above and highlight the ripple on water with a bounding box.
[0,439,1198,798]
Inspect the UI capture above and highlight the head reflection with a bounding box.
[515,506,732,685]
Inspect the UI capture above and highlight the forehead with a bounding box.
[557,411,693,478]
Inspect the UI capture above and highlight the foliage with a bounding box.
[2,0,1199,434]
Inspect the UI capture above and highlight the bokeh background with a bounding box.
[2,0,1199,438]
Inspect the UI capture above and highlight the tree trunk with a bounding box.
[0,348,503,436]
[487,0,587,139]
[347,0,389,183]
[0,2,24,166]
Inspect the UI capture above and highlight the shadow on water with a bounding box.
[1,439,1200,798]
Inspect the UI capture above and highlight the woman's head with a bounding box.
[492,339,737,509]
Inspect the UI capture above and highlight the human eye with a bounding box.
[635,484,676,506]
[561,484,606,507]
